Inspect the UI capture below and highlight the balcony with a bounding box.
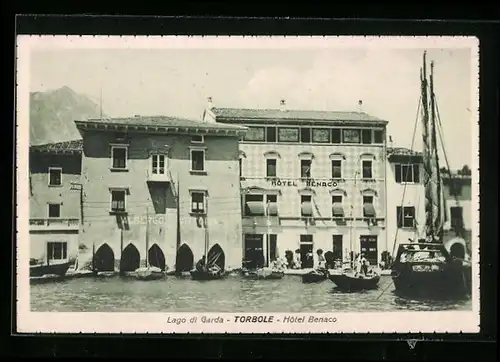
[29,218,80,231]
[146,169,171,183]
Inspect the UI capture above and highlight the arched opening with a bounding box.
[449,243,466,259]
[175,243,194,272]
[120,243,140,273]
[148,243,166,271]
[207,243,225,270]
[93,244,115,272]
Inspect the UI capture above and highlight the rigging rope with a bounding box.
[391,95,422,257]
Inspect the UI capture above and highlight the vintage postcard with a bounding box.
[16,35,480,334]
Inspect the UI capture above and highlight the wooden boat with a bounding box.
[242,268,284,280]
[135,266,165,281]
[329,271,380,292]
[390,52,472,299]
[302,269,328,283]
[30,259,72,278]
[190,267,226,281]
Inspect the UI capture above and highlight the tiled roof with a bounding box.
[210,107,386,123]
[77,116,247,131]
[30,139,83,154]
[387,147,423,157]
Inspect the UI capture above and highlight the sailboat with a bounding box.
[135,207,165,281]
[329,193,381,291]
[390,51,472,298]
[190,197,226,280]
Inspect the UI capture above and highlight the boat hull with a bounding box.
[392,262,472,298]
[302,270,328,283]
[190,270,226,281]
[242,269,284,280]
[329,273,380,291]
[30,261,72,278]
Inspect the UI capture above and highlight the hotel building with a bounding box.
[74,116,246,273]
[204,99,389,269]
[29,140,83,267]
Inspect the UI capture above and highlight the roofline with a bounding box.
[74,120,248,136]
[215,117,389,126]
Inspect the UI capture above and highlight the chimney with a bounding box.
[280,99,286,112]
[358,100,363,112]
[207,96,214,110]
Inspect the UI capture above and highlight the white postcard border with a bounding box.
[16,35,481,334]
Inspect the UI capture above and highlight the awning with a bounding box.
[301,202,313,217]
[332,203,344,217]
[245,201,265,216]
[266,203,279,216]
[363,203,376,217]
[242,216,280,228]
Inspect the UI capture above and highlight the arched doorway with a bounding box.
[93,244,115,272]
[120,243,140,273]
[148,243,166,271]
[175,243,194,272]
[207,243,225,270]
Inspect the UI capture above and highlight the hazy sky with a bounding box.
[30,46,474,169]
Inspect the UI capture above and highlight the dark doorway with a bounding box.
[175,244,194,272]
[332,235,343,262]
[244,234,264,269]
[148,243,166,271]
[449,242,466,259]
[93,244,115,272]
[207,243,225,270]
[299,234,314,269]
[360,235,378,266]
[120,243,140,273]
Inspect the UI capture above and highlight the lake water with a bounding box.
[30,275,472,313]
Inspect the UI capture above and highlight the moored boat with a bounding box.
[190,268,226,281]
[329,271,380,292]
[302,269,328,283]
[30,260,72,278]
[135,266,165,281]
[242,268,284,280]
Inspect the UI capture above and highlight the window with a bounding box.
[111,146,127,169]
[110,190,126,213]
[449,181,463,196]
[266,159,277,177]
[244,127,265,141]
[331,129,341,144]
[48,167,62,186]
[278,127,299,142]
[331,160,342,179]
[343,129,361,143]
[361,129,372,144]
[190,150,205,172]
[47,242,67,261]
[300,128,311,143]
[48,203,60,218]
[301,160,311,178]
[191,135,204,143]
[450,206,464,230]
[362,160,373,179]
[332,195,344,217]
[301,195,313,217]
[395,164,420,183]
[151,154,166,175]
[374,130,384,144]
[266,127,277,142]
[191,192,206,214]
[312,128,330,143]
[397,206,415,228]
[244,194,265,216]
[266,194,278,216]
[363,196,376,217]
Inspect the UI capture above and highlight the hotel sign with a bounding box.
[270,178,338,188]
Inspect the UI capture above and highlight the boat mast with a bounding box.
[420,51,434,241]
[146,206,149,267]
[429,61,444,242]
[204,196,209,262]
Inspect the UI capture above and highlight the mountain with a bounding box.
[30,86,106,145]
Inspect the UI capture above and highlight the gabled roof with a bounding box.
[210,107,387,124]
[75,116,247,134]
[29,139,83,154]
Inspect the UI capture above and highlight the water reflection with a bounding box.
[30,275,472,313]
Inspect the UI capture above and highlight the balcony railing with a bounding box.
[29,218,80,231]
